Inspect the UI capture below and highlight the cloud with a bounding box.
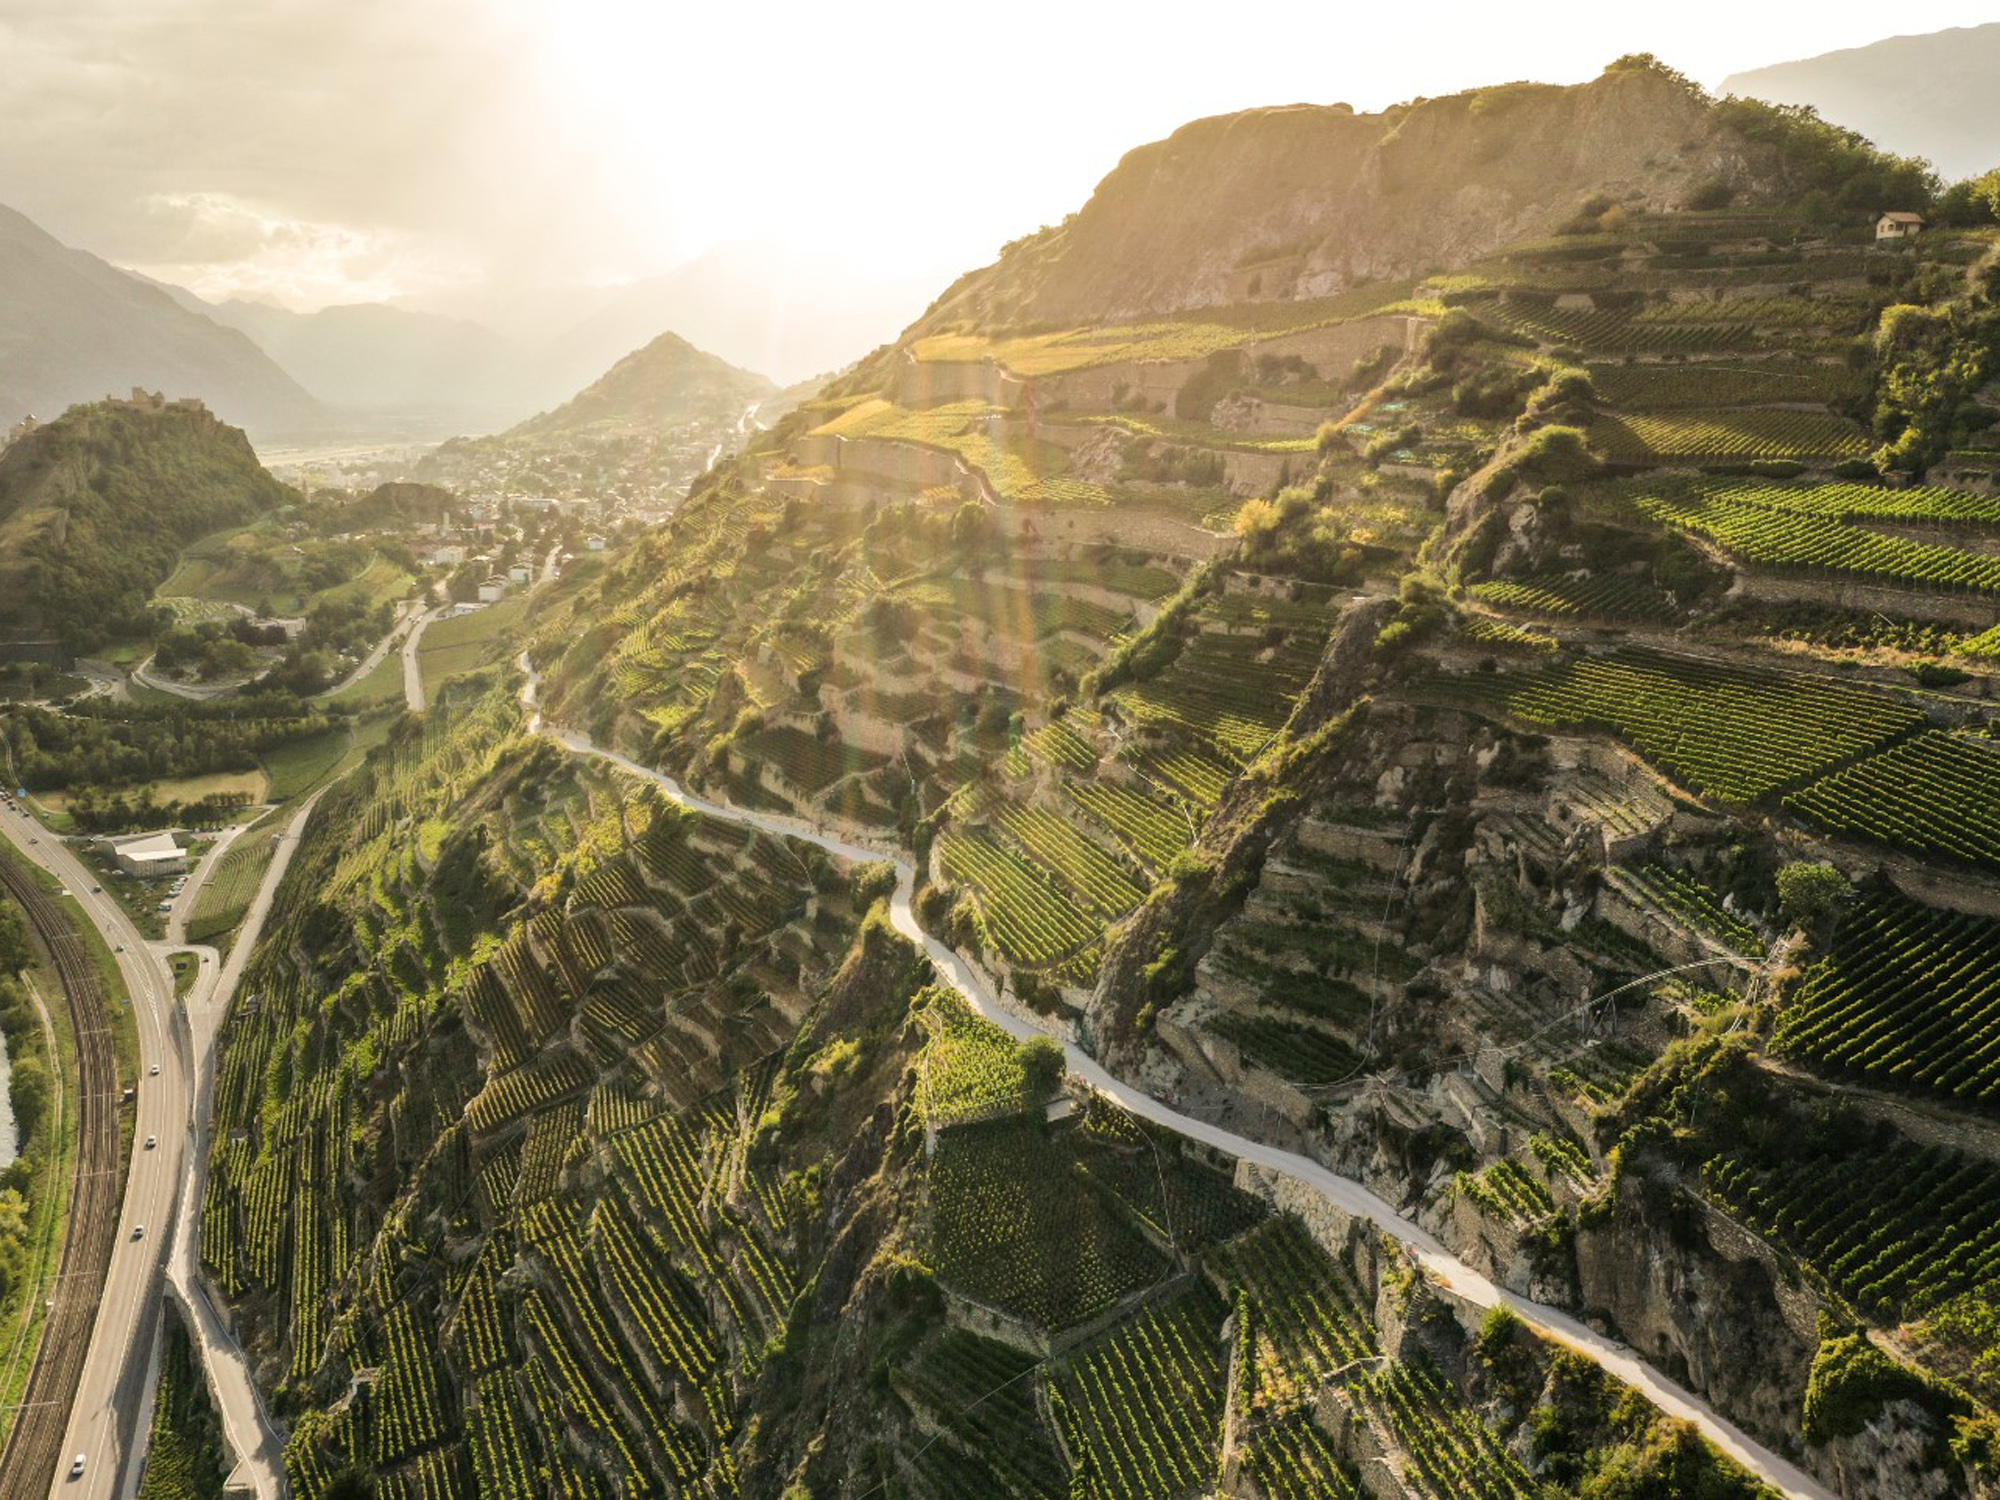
[129,192,476,307]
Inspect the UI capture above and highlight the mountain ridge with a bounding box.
[0,203,322,439]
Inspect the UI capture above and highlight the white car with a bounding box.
[131,1225,144,1240]
[149,1063,160,1076]
[145,1135,156,1150]
[69,1454,84,1479]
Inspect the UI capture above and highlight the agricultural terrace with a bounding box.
[909,281,1426,378]
[1620,478,2000,594]
[1777,892,2000,1108]
[1494,648,1922,802]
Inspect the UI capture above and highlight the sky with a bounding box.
[2,0,1995,339]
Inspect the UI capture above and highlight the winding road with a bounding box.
[516,655,1836,1500]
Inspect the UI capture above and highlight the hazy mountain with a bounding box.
[505,329,774,441]
[537,241,948,394]
[0,203,321,438]
[163,292,535,426]
[1723,24,2000,182]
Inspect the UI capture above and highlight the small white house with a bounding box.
[507,564,532,585]
[476,578,507,603]
[585,534,608,553]
[111,832,186,879]
[1876,211,1926,241]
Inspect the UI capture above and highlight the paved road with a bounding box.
[0,804,185,1500]
[401,605,442,712]
[0,844,124,1499]
[0,796,303,1499]
[164,797,320,1500]
[518,656,1837,1500]
[317,599,423,701]
[128,656,239,702]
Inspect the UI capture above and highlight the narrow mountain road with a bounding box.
[517,655,1837,1500]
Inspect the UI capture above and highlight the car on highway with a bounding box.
[69,1454,84,1479]
[145,1135,156,1150]
[149,1063,160,1076]
[91,884,101,893]
[132,1225,144,1240]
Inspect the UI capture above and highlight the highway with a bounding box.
[0,793,302,1499]
[0,800,185,1499]
[518,654,1839,1500]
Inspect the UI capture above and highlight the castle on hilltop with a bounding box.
[112,387,210,416]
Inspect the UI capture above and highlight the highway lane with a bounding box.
[0,801,186,1500]
[518,655,1838,1500]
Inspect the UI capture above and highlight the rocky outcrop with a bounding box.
[919,65,1795,332]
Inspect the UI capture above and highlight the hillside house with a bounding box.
[477,578,508,603]
[585,534,608,552]
[1876,211,1926,241]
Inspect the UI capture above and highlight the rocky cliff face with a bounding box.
[920,64,1781,331]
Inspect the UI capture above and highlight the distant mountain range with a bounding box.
[0,204,321,438]
[151,289,533,429]
[1722,24,2000,182]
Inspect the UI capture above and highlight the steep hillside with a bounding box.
[506,330,774,441]
[0,396,296,645]
[1724,24,2000,182]
[0,204,321,437]
[916,57,1925,333]
[204,56,2000,1500]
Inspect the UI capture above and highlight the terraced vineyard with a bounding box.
[919,985,1039,1123]
[1786,731,2000,869]
[1467,571,1676,622]
[1502,648,1921,801]
[1047,1284,1228,1500]
[1351,1360,1543,1500]
[1705,1129,2000,1318]
[1591,409,1868,464]
[1634,487,2000,593]
[1586,360,1860,409]
[928,1116,1168,1329]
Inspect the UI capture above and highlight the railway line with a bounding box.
[0,855,122,1496]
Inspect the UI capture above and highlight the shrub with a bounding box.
[1512,425,1598,485]
[1776,861,1849,926]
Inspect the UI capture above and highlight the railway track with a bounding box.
[0,856,123,1496]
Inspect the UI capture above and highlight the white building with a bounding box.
[110,832,186,878]
[585,534,608,552]
[1876,211,1926,241]
[507,564,532,585]
[476,578,508,603]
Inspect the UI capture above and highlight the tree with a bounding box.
[1776,861,1849,926]
[1017,1035,1065,1108]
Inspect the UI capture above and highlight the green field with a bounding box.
[418,597,533,701]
